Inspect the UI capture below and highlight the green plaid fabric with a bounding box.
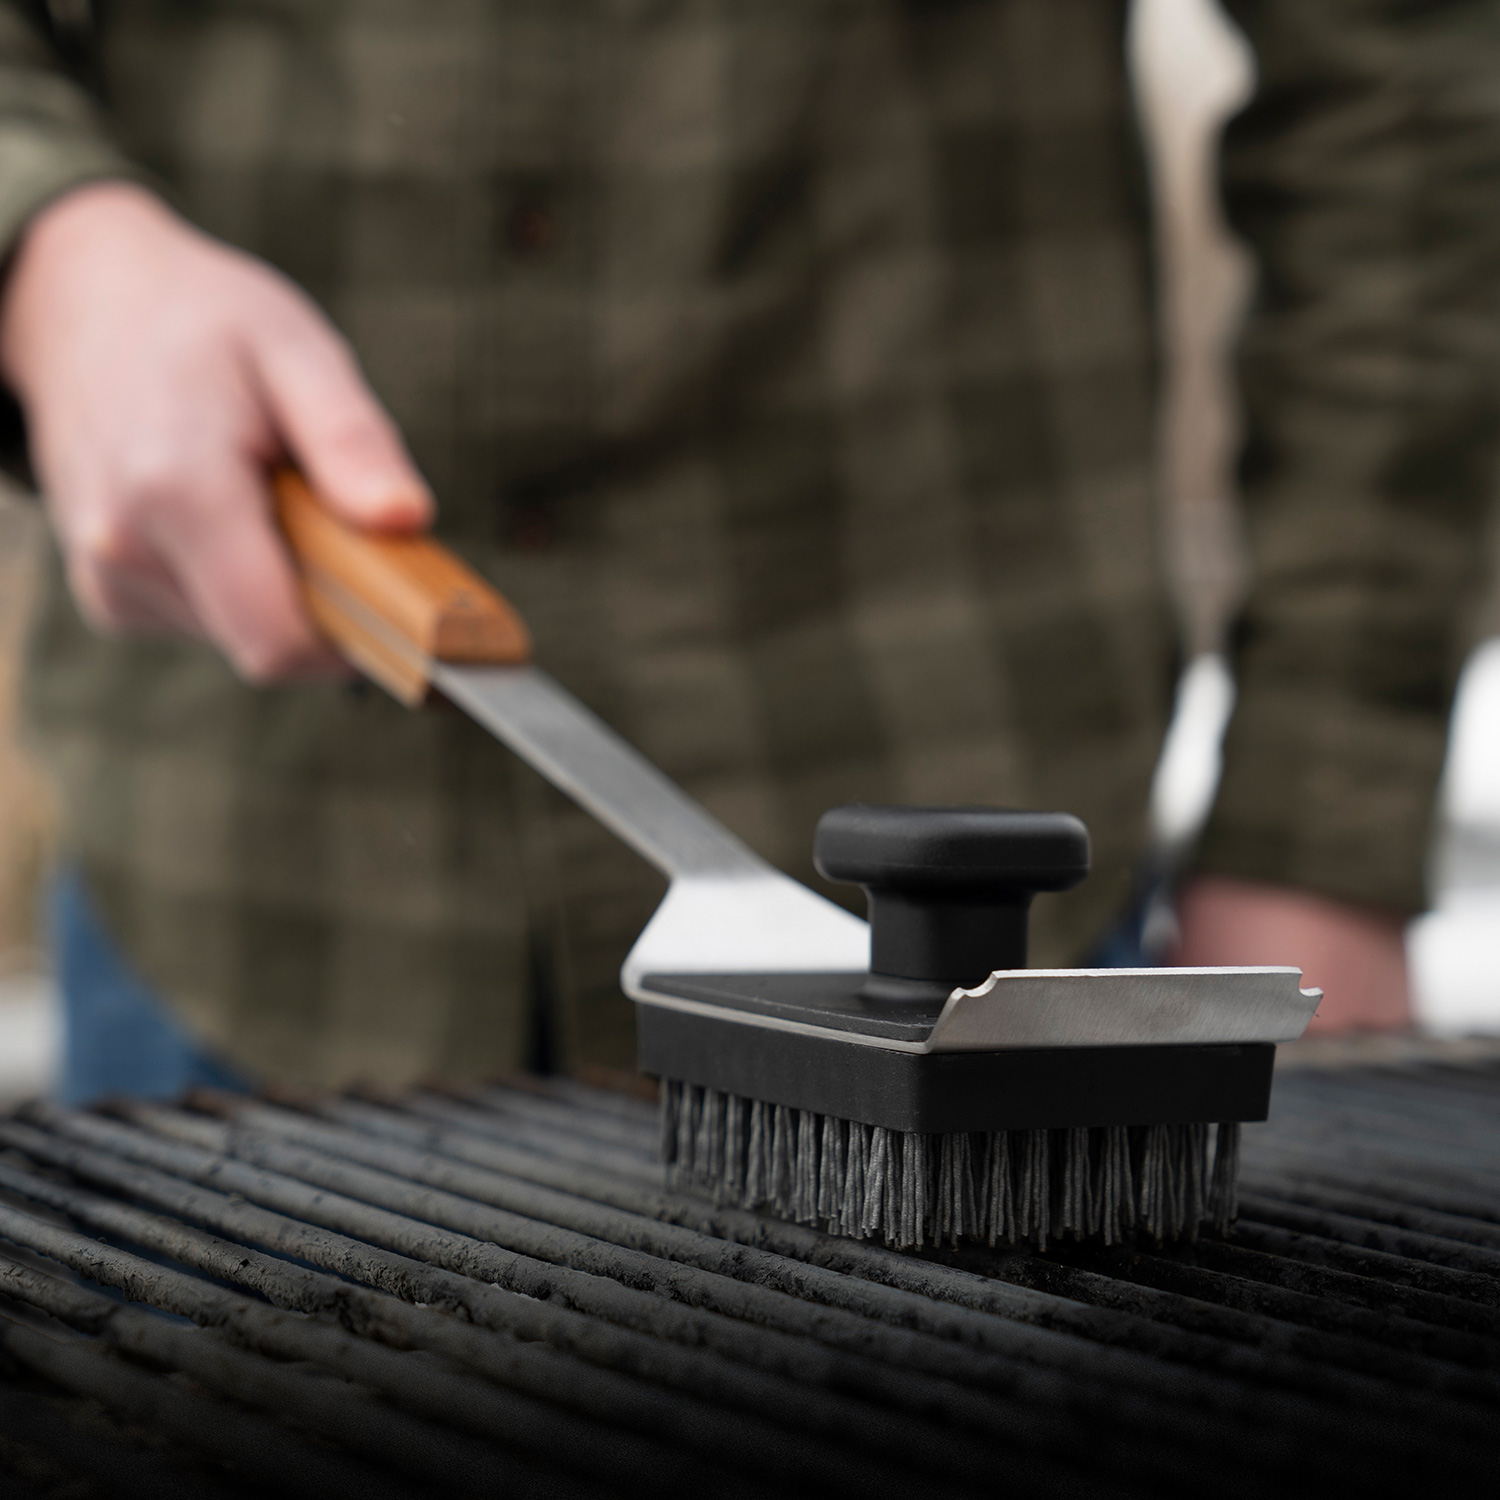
[0,0,1483,1086]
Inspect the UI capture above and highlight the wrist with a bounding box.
[1174,875,1412,1035]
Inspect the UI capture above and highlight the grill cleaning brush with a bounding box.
[269,481,1317,1256]
[643,807,1319,1251]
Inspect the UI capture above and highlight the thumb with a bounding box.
[249,295,433,532]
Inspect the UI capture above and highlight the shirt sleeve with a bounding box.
[0,4,144,260]
[0,6,153,474]
[1198,0,1500,913]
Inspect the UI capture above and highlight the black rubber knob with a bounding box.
[814,806,1090,993]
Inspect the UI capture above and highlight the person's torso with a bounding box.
[27,0,1172,1085]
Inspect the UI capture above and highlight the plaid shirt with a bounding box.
[0,0,1489,1087]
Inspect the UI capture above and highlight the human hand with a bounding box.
[0,182,432,680]
[1172,875,1412,1034]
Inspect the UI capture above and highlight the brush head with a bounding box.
[634,804,1314,1249]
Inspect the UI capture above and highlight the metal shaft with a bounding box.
[434,665,766,880]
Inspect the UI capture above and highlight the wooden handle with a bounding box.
[274,470,531,705]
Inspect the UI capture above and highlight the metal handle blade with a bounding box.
[433,664,768,880]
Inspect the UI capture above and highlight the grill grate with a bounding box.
[0,1053,1496,1497]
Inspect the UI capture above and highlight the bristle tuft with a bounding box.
[1210,1120,1240,1235]
[660,1080,1245,1251]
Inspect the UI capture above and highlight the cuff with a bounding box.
[0,67,149,265]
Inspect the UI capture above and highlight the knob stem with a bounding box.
[868,889,1031,986]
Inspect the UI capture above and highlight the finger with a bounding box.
[247,293,433,532]
[141,460,350,682]
[57,500,205,636]
[68,554,204,638]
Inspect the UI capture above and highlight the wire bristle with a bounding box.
[660,1080,1244,1250]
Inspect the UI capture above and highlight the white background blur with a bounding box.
[1,0,1498,1103]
